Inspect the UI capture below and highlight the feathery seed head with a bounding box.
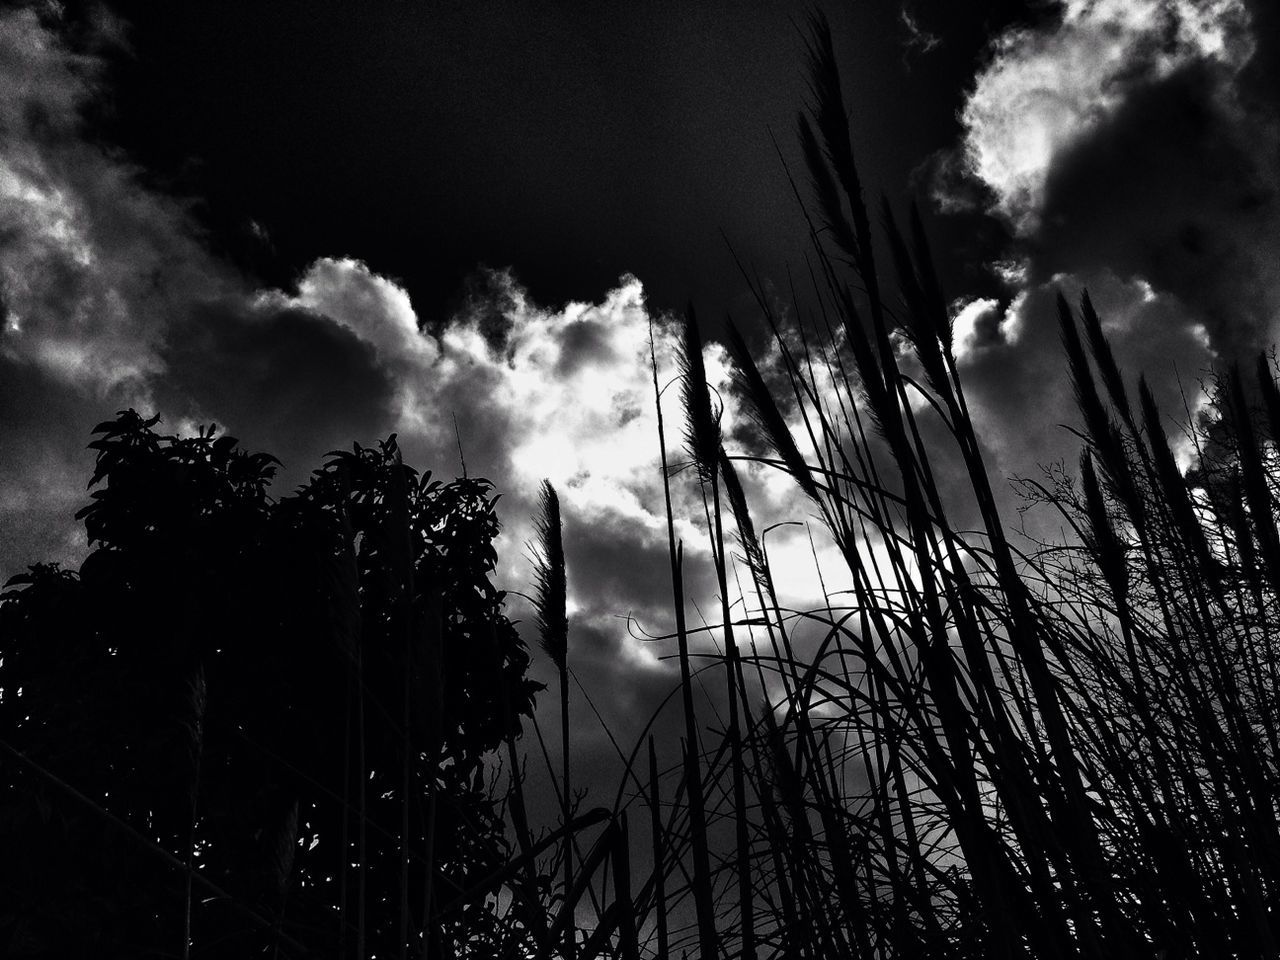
[532,479,568,670]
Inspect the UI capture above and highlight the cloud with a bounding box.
[954,273,1214,483]
[951,295,1012,360]
[0,353,95,570]
[957,0,1255,235]
[0,8,411,569]
[155,299,400,481]
[915,0,1277,529]
[900,5,942,61]
[0,5,219,572]
[0,8,232,395]
[941,0,1280,356]
[1033,58,1280,358]
[258,258,724,589]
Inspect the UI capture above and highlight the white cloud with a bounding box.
[277,256,428,366]
[935,0,1268,521]
[0,8,234,405]
[951,297,1002,361]
[951,271,1214,490]
[262,261,718,550]
[960,0,1253,234]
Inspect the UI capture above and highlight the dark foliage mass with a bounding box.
[0,411,541,957]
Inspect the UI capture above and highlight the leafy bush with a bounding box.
[0,411,540,958]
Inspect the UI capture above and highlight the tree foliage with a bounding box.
[0,410,541,958]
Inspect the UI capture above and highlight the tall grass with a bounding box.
[489,13,1280,960]
[532,479,574,960]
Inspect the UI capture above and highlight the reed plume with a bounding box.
[532,479,573,960]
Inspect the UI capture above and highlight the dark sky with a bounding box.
[3,0,1278,842]
[81,0,1039,326]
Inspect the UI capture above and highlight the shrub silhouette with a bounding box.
[0,411,541,958]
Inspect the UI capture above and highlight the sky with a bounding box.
[2,0,1279,822]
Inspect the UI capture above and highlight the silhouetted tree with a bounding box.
[0,410,542,958]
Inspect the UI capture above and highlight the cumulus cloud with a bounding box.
[0,5,221,569]
[958,0,1255,235]
[922,0,1278,512]
[953,273,1213,482]
[943,0,1280,356]
[257,259,736,609]
[0,7,412,565]
[1034,57,1280,358]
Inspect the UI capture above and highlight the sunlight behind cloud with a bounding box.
[961,0,1253,234]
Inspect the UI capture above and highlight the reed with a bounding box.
[532,479,574,960]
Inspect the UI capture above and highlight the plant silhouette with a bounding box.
[0,410,541,958]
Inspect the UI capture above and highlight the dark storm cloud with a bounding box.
[554,318,618,378]
[0,355,113,569]
[559,505,724,671]
[950,278,1213,482]
[912,0,1279,510]
[0,5,212,577]
[1034,59,1280,360]
[156,301,399,485]
[938,0,1280,361]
